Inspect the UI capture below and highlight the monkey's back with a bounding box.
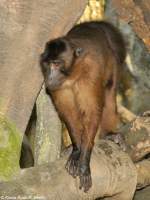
[67,21,126,65]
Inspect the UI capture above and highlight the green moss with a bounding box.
[0,114,22,181]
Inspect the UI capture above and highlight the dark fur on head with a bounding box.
[41,38,67,62]
[40,38,84,91]
[40,37,84,79]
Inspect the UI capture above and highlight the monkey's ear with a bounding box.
[75,47,83,57]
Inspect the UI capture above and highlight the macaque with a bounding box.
[40,21,126,192]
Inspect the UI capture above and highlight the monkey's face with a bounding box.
[40,38,83,91]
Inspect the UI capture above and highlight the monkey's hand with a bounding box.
[65,148,80,178]
[79,163,92,192]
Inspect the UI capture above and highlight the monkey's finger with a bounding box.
[79,175,84,190]
[72,161,78,178]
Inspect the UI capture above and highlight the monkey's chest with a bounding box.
[73,82,100,114]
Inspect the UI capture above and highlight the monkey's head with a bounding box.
[40,38,83,91]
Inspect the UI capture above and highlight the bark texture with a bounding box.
[0,140,137,200]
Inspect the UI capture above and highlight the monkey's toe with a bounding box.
[79,173,92,192]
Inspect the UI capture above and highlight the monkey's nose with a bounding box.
[50,64,60,70]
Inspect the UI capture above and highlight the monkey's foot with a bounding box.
[79,164,92,192]
[105,132,127,151]
[65,149,80,178]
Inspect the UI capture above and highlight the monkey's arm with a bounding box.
[51,89,83,177]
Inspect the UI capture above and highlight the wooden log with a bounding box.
[0,141,137,200]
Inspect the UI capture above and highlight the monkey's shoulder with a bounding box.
[67,20,126,64]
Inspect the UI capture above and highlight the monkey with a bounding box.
[40,21,126,192]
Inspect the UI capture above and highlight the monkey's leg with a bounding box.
[100,72,126,150]
[101,67,119,138]
[101,86,118,137]
[51,89,83,177]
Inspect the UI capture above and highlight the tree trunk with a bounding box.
[105,0,150,114]
[0,0,87,180]
[108,0,150,52]
[35,86,62,164]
